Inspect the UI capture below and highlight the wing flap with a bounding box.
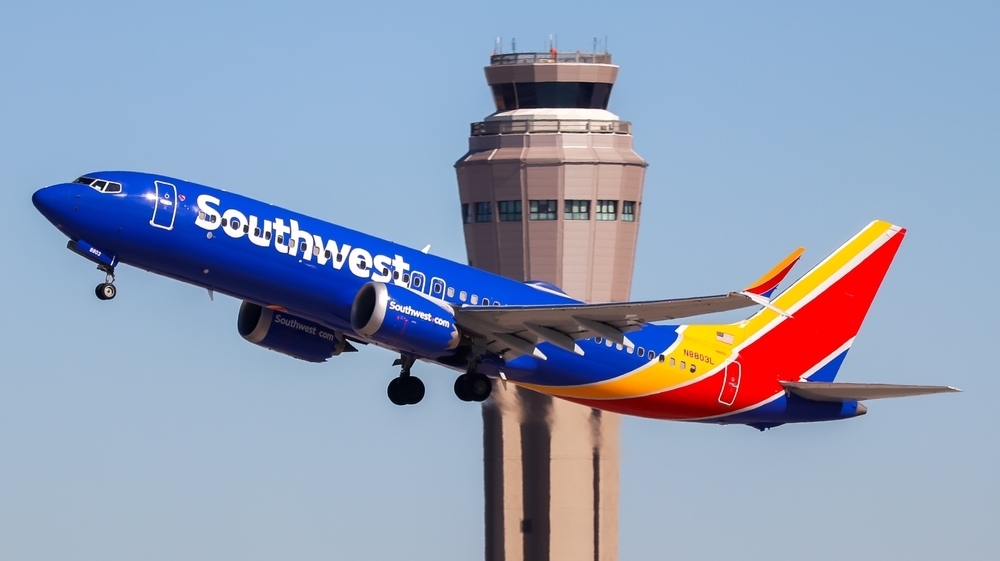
[781,381,961,402]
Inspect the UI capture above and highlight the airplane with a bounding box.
[31,171,958,430]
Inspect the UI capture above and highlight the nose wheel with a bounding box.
[388,355,424,406]
[95,267,117,301]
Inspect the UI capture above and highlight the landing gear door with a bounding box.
[718,361,741,406]
[150,181,178,230]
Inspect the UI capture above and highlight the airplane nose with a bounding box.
[32,184,76,226]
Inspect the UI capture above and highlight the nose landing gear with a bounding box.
[95,266,117,301]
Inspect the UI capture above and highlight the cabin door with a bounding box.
[150,181,178,230]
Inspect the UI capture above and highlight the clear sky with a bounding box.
[1,1,997,559]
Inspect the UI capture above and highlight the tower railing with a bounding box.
[471,119,632,136]
[489,52,613,65]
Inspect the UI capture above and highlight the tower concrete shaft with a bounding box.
[455,51,647,561]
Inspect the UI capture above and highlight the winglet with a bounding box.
[744,247,805,298]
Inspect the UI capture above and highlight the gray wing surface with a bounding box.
[453,292,755,358]
[781,382,961,402]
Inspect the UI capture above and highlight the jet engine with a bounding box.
[237,301,352,362]
[351,282,460,357]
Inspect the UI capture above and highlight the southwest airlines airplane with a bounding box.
[32,172,957,429]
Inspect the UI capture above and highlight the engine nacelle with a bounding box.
[237,302,350,363]
[351,282,460,357]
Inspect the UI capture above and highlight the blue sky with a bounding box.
[1,1,997,559]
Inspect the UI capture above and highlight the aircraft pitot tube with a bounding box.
[351,281,460,358]
[237,302,354,362]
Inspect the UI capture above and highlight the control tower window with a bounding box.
[498,200,522,222]
[622,201,636,222]
[564,200,590,220]
[596,200,617,221]
[475,202,493,223]
[491,82,613,111]
[462,203,472,224]
[529,200,557,220]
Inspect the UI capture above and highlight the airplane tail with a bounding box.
[733,220,906,384]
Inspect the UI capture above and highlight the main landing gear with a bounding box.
[454,356,492,402]
[95,266,117,301]
[387,355,425,406]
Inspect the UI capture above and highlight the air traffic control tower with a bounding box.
[455,50,647,561]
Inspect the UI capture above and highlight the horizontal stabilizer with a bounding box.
[781,381,960,402]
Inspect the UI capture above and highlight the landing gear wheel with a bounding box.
[468,373,492,402]
[387,377,405,406]
[95,283,116,300]
[454,374,473,402]
[454,372,492,402]
[388,376,425,406]
[400,376,425,405]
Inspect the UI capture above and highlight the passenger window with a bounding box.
[596,337,603,344]
[471,295,478,304]
[210,215,218,223]
[300,241,308,252]
[447,287,455,297]
[482,298,490,305]
[336,254,343,262]
[680,361,686,370]
[403,274,410,284]
[199,211,206,220]
[670,357,676,367]
[627,346,634,355]
[493,301,500,306]
[637,346,644,357]
[359,260,367,270]
[313,245,320,256]
[382,268,389,277]
[605,339,613,347]
[658,354,664,363]
[264,230,271,239]
[615,343,623,351]
[393,271,400,280]
[460,291,467,301]
[276,235,284,244]
[243,224,249,234]
[649,351,655,360]
[690,364,697,373]
[324,250,332,258]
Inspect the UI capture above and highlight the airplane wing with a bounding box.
[454,247,805,359]
[781,381,961,402]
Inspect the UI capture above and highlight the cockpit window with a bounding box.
[73,176,123,194]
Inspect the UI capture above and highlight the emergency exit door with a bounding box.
[718,361,741,406]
